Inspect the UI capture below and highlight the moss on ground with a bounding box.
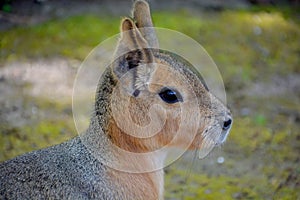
[165,168,263,200]
[0,120,75,161]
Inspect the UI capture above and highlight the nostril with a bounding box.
[223,119,232,131]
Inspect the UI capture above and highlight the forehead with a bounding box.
[150,50,209,94]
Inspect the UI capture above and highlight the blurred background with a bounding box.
[0,0,299,199]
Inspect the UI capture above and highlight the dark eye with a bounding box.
[159,88,183,104]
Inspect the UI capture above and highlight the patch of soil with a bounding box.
[0,58,78,128]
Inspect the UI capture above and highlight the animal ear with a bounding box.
[112,18,156,96]
[133,0,159,48]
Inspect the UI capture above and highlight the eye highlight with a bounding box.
[158,88,183,104]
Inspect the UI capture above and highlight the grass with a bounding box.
[165,168,264,200]
[0,6,299,199]
[0,15,120,62]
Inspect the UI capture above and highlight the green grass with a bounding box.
[174,170,300,200]
[0,120,75,161]
[0,15,120,61]
[165,168,264,200]
[156,8,295,81]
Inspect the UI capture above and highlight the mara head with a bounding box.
[94,0,232,168]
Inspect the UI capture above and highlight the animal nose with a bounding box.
[222,118,232,131]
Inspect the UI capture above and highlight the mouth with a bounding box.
[216,129,231,145]
[198,124,232,159]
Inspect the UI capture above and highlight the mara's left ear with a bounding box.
[111,1,159,96]
[112,17,157,96]
[133,0,159,48]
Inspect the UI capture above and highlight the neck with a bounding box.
[82,116,166,199]
[80,68,166,199]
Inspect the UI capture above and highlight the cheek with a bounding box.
[157,110,201,148]
[129,102,151,127]
[155,113,180,146]
[128,95,156,127]
[181,118,207,150]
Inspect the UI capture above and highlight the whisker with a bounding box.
[180,137,201,199]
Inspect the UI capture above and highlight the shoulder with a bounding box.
[0,137,111,198]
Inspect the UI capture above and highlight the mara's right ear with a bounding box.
[112,18,156,96]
